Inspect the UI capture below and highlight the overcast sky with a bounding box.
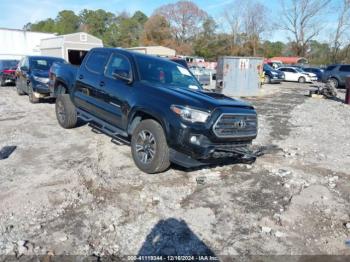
[0,0,339,43]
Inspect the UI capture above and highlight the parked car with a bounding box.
[322,64,350,88]
[189,66,212,85]
[277,67,317,83]
[302,67,324,81]
[0,60,19,86]
[50,47,258,174]
[16,56,66,103]
[263,64,284,84]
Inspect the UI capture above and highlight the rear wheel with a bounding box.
[55,94,77,129]
[329,78,339,89]
[298,76,306,83]
[131,119,170,174]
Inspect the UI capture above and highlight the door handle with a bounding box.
[79,75,84,80]
[99,81,105,87]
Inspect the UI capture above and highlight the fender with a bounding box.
[127,107,170,138]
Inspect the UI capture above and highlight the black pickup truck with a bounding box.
[50,48,258,173]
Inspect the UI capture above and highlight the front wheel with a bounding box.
[55,94,77,129]
[131,119,170,174]
[298,76,306,83]
[28,84,39,103]
[264,75,271,84]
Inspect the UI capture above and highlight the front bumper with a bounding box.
[167,107,257,162]
[32,81,50,95]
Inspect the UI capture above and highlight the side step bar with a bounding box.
[76,108,129,145]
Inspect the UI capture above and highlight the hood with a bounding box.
[32,69,49,78]
[147,83,254,110]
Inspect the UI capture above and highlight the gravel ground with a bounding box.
[0,82,349,260]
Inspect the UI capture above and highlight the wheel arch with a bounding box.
[127,108,169,138]
[55,79,69,94]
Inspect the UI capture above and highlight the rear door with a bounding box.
[73,50,110,117]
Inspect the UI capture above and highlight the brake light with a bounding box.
[2,70,15,75]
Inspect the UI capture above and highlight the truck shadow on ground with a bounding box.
[136,218,217,260]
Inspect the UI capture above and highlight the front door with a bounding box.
[98,52,133,128]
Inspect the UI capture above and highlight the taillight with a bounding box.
[3,70,15,75]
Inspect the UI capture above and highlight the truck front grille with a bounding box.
[213,113,257,138]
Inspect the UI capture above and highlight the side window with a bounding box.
[326,65,336,71]
[339,65,350,72]
[105,53,131,79]
[290,69,296,73]
[279,68,286,72]
[85,51,110,74]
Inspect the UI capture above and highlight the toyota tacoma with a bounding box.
[50,48,258,173]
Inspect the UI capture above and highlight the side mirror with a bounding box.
[112,70,132,84]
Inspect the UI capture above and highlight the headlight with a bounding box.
[33,76,49,84]
[171,105,210,123]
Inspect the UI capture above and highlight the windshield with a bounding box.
[0,60,18,70]
[135,56,202,90]
[30,58,65,71]
[295,68,305,73]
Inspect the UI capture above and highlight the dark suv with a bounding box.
[263,64,284,84]
[16,56,66,103]
[322,64,350,88]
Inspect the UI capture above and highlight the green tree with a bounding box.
[28,18,56,33]
[55,10,80,34]
[193,17,218,60]
[262,41,285,58]
[115,11,148,47]
[80,9,116,39]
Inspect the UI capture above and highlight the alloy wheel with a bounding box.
[135,130,156,164]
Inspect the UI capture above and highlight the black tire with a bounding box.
[298,76,306,83]
[0,78,5,86]
[264,75,271,84]
[329,78,339,89]
[55,94,78,129]
[131,119,170,174]
[28,84,40,103]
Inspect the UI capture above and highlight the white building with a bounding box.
[40,32,103,65]
[0,28,55,60]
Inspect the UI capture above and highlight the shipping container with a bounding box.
[216,56,263,97]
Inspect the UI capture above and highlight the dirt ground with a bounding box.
[0,82,350,260]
